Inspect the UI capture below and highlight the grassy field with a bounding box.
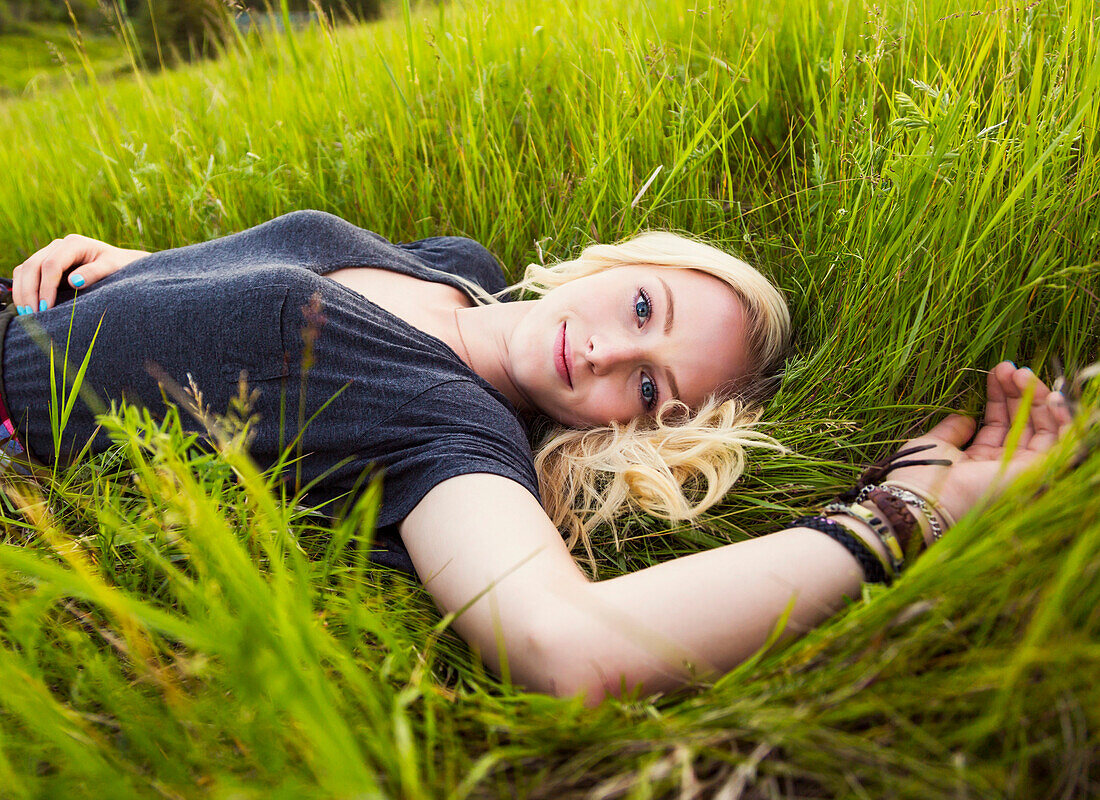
[0,0,1098,797]
[0,21,131,97]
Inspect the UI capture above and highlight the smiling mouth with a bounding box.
[555,322,572,388]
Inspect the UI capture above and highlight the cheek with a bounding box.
[580,383,634,425]
[514,317,551,377]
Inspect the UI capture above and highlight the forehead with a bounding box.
[590,264,741,315]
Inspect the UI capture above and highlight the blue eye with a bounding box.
[634,289,652,326]
[640,373,657,410]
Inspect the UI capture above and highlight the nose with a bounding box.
[585,333,644,375]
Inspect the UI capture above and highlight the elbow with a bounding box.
[514,615,613,706]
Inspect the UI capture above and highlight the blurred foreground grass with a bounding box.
[0,0,1098,796]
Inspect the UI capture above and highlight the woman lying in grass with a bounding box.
[0,210,1074,702]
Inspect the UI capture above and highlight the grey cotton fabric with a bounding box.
[1,210,542,573]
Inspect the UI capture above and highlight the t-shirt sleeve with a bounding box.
[369,380,543,531]
[112,210,513,297]
[113,210,419,279]
[396,236,510,295]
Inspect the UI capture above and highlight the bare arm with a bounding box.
[400,363,1073,703]
[402,475,870,701]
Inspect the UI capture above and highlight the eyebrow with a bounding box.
[656,276,681,402]
[658,276,675,335]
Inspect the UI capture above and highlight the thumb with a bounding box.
[923,413,977,448]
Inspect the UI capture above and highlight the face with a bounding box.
[506,265,749,427]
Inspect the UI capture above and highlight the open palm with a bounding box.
[885,361,1073,529]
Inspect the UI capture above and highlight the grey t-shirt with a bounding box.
[2,210,542,573]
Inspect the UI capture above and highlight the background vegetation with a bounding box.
[0,0,1098,796]
[0,0,383,90]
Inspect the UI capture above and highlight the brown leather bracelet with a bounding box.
[866,488,923,556]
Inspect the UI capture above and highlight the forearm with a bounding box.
[554,523,885,701]
[402,475,894,704]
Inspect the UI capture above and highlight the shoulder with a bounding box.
[388,379,538,497]
[397,236,509,294]
[252,209,388,247]
[370,378,542,532]
[253,213,509,291]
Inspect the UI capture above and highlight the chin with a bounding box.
[548,408,606,430]
[531,403,582,429]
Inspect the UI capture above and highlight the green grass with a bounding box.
[0,21,131,97]
[0,0,1098,796]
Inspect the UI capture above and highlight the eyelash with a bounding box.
[633,288,658,411]
[633,288,652,328]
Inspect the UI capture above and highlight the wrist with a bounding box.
[880,481,952,543]
[826,501,906,579]
[830,513,891,564]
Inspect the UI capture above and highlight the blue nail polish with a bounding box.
[18,306,27,315]
[71,275,85,288]
[38,300,46,313]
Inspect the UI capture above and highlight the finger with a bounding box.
[37,249,68,312]
[38,235,100,311]
[67,255,118,290]
[971,361,1014,450]
[12,238,59,314]
[10,264,25,314]
[13,259,40,316]
[1004,365,1035,449]
[1023,372,1060,451]
[1049,391,1074,433]
[1027,408,1060,451]
[922,413,977,449]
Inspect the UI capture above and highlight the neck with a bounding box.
[454,301,537,415]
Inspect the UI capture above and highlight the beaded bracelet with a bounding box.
[820,504,894,578]
[783,443,959,588]
[790,515,892,585]
[825,501,905,576]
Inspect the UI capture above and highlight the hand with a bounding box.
[10,234,148,315]
[884,361,1075,533]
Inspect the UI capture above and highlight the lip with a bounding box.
[555,322,573,388]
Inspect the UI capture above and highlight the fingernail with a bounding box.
[38,300,46,313]
[1008,361,1016,368]
[71,275,85,288]
[18,306,27,315]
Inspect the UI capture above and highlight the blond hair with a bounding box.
[509,231,792,569]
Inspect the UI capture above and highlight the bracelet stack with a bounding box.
[791,515,892,585]
[785,444,955,585]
